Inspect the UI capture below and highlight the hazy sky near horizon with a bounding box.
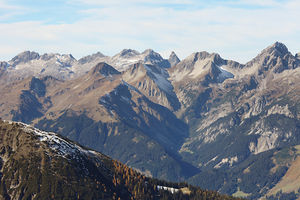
[0,0,299,63]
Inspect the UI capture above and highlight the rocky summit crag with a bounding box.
[0,42,299,199]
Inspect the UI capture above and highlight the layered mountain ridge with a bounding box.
[0,42,299,199]
[0,48,172,83]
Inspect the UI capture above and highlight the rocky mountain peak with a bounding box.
[118,49,140,58]
[89,62,120,77]
[211,53,225,66]
[245,42,299,74]
[168,51,180,67]
[263,41,289,56]
[191,51,210,61]
[169,51,234,85]
[180,51,224,69]
[109,49,171,71]
[9,51,40,66]
[142,49,155,55]
[142,49,164,63]
[296,52,300,59]
[78,52,106,64]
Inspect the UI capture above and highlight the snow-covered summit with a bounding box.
[5,51,77,81]
[0,48,172,82]
[108,48,170,71]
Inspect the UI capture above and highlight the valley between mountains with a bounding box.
[0,42,299,199]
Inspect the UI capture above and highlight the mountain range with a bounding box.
[0,42,299,199]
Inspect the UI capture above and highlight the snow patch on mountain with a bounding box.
[17,121,97,158]
[214,156,238,169]
[144,65,173,94]
[157,185,179,194]
[217,65,234,81]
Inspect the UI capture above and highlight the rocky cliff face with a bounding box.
[0,61,8,77]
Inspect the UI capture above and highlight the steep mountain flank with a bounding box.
[122,62,180,110]
[34,78,195,181]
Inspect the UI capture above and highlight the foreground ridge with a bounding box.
[0,120,241,200]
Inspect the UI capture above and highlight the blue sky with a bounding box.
[0,0,299,63]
